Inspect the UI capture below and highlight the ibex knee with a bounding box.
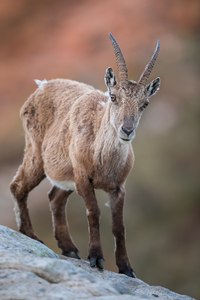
[10,180,23,200]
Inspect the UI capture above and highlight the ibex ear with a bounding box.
[146,77,160,97]
[104,67,117,88]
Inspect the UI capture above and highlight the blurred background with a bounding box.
[0,0,199,298]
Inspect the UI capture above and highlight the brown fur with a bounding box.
[10,36,160,277]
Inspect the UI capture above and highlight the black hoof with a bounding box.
[119,267,136,278]
[62,250,80,259]
[37,239,45,245]
[89,257,104,270]
[27,233,45,245]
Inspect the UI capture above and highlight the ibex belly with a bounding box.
[47,176,75,191]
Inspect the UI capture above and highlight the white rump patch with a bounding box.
[47,175,75,191]
[34,79,48,90]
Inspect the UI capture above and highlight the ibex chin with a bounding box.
[10,33,160,277]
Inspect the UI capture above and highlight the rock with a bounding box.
[0,225,196,300]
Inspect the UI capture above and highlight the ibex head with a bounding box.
[105,33,160,142]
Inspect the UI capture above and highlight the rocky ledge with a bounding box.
[0,225,195,300]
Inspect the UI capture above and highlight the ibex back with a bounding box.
[10,33,160,277]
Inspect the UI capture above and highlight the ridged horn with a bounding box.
[138,40,160,87]
[109,33,128,83]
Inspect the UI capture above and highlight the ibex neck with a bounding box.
[94,102,131,169]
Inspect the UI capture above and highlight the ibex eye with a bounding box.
[110,94,116,102]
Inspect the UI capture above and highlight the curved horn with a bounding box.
[138,40,160,87]
[109,33,128,83]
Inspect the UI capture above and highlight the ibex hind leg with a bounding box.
[48,186,80,259]
[10,140,45,243]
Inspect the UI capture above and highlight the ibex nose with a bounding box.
[121,126,134,136]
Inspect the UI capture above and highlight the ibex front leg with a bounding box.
[110,186,136,277]
[75,175,104,270]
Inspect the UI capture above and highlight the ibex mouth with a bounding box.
[120,130,136,142]
[121,138,131,142]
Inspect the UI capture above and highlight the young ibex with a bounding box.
[10,33,160,277]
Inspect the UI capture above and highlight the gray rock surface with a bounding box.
[0,225,195,300]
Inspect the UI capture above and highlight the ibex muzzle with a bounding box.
[121,116,135,141]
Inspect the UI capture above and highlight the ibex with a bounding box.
[10,33,160,277]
